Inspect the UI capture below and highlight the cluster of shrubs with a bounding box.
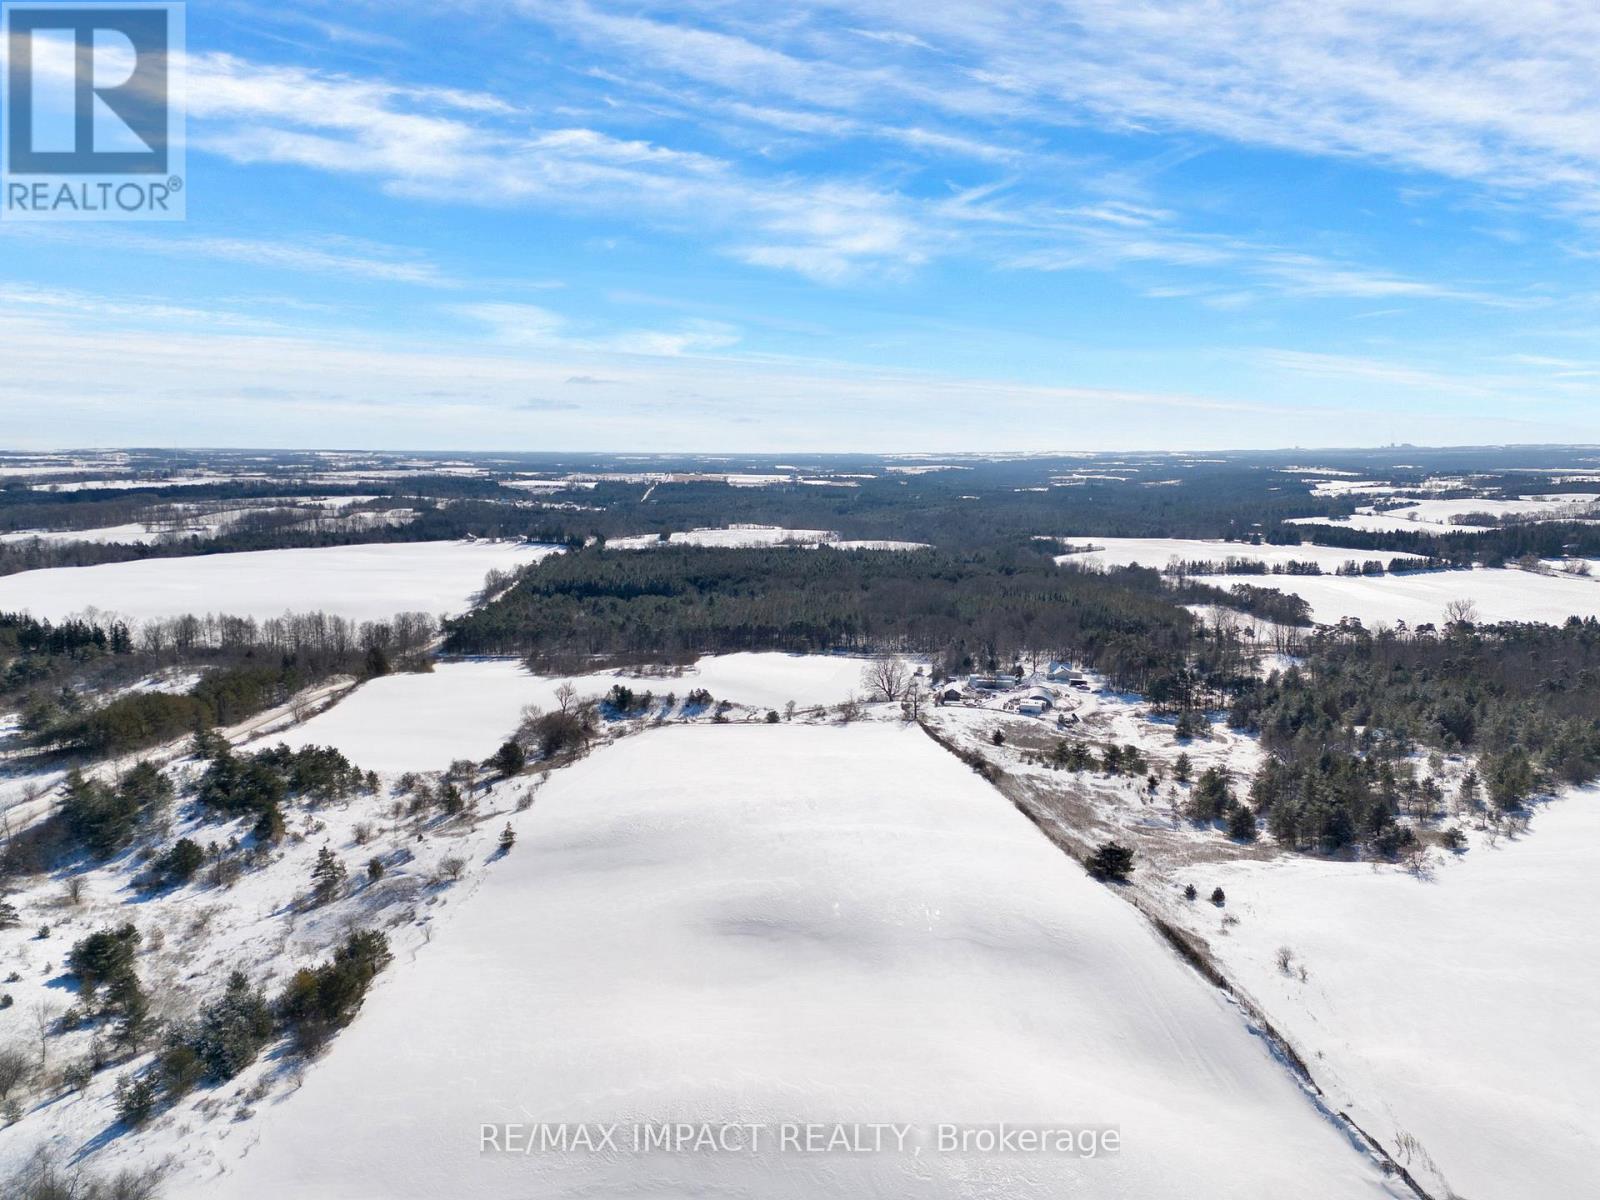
[66,924,153,1061]
[114,929,391,1127]
[1045,740,1150,778]
[59,762,173,858]
[1,1150,161,1200]
[1182,767,1259,842]
[604,684,656,715]
[517,706,597,760]
[195,735,373,843]
[396,770,473,819]
[54,663,324,756]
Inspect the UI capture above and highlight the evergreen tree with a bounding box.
[492,740,526,776]
[189,970,273,1081]
[311,846,347,905]
[498,823,516,854]
[67,924,141,993]
[1186,767,1233,822]
[1086,841,1135,881]
[108,972,151,1049]
[115,1073,159,1126]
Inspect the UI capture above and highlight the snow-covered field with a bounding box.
[0,541,561,624]
[0,523,178,546]
[182,724,1398,1200]
[1056,538,1423,572]
[31,476,270,493]
[1307,480,1393,497]
[0,500,406,547]
[1193,566,1600,626]
[275,654,900,771]
[1381,496,1599,525]
[1291,493,1599,535]
[1287,513,1494,535]
[1153,790,1600,1200]
[613,525,837,549]
[680,651,907,708]
[606,527,929,552]
[832,538,928,550]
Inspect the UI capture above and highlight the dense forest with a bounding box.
[1227,618,1600,852]
[444,542,1268,702]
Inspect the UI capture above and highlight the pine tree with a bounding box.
[311,846,347,905]
[498,823,516,854]
[1186,767,1233,822]
[1086,841,1134,882]
[0,901,18,930]
[115,1073,159,1126]
[492,740,526,777]
[1173,752,1193,784]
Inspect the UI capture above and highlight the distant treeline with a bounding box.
[8,459,1599,578]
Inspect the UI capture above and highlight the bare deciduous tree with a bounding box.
[30,1003,59,1069]
[901,678,924,722]
[554,682,578,715]
[0,1045,32,1101]
[860,655,908,703]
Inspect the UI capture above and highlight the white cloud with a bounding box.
[0,289,1419,452]
[184,50,931,283]
[453,302,742,356]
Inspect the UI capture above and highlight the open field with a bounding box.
[1290,493,1599,535]
[274,654,899,771]
[1152,790,1600,1200]
[1056,538,1425,572]
[0,541,561,624]
[182,723,1398,1200]
[606,526,929,551]
[1194,566,1600,626]
[1287,513,1495,534]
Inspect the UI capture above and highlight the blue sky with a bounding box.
[5,0,1600,451]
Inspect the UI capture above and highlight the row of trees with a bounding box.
[12,609,436,757]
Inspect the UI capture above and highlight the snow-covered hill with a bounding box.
[180,723,1401,1199]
